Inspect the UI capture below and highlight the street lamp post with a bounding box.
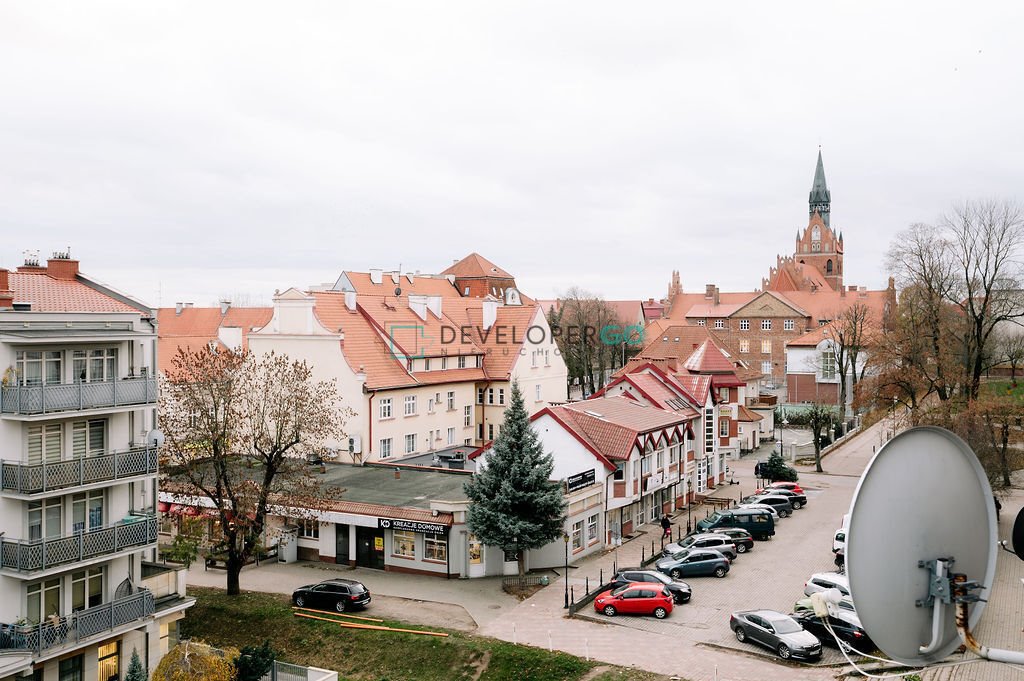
[780,417,789,462]
[562,532,570,609]
[686,479,693,534]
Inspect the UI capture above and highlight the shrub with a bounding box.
[153,641,238,681]
[234,641,275,681]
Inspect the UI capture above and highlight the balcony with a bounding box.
[0,590,154,654]
[0,377,158,416]
[1,447,158,496]
[0,514,157,575]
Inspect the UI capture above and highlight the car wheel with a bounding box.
[334,600,347,613]
[792,501,802,510]
[682,594,691,604]
[653,607,668,619]
[734,627,747,642]
[670,568,683,579]
[777,644,792,659]
[714,566,727,578]
[294,595,305,608]
[780,509,791,518]
[736,543,748,554]
[602,605,617,617]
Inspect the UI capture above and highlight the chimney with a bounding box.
[483,299,498,331]
[46,251,80,280]
[391,272,400,285]
[426,295,442,318]
[840,286,846,297]
[185,302,194,308]
[175,302,184,315]
[369,269,383,285]
[0,268,8,292]
[713,286,720,306]
[408,294,428,321]
[407,272,415,284]
[705,284,715,300]
[219,299,231,315]
[0,268,11,308]
[344,290,357,311]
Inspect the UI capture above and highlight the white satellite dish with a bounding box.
[847,427,997,666]
[147,429,165,448]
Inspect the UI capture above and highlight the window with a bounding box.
[72,490,104,533]
[572,520,583,550]
[669,444,679,463]
[545,350,550,366]
[16,350,63,386]
[704,407,715,455]
[379,438,393,458]
[641,455,651,475]
[477,388,484,404]
[719,387,729,402]
[97,641,120,681]
[761,339,772,354]
[487,388,495,405]
[458,355,467,369]
[424,358,431,371]
[784,319,795,331]
[404,395,417,416]
[531,351,537,367]
[393,530,415,557]
[441,357,449,370]
[821,351,837,380]
[656,450,664,469]
[424,533,447,562]
[27,423,62,465]
[487,423,494,440]
[720,418,730,437]
[587,514,599,543]
[714,319,725,329]
[498,388,505,405]
[59,654,83,681]
[405,433,416,454]
[739,339,749,353]
[761,319,772,331]
[72,348,117,383]
[379,399,393,419]
[297,518,320,538]
[613,463,625,480]
[468,534,482,564]
[72,419,106,457]
[28,498,62,541]
[739,319,750,330]
[27,578,61,624]
[535,384,541,401]
[447,427,455,445]
[696,319,705,327]
[463,405,472,427]
[477,423,484,440]
[761,360,772,374]
[447,391,455,411]
[427,397,435,414]
[71,566,104,611]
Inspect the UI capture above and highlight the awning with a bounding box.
[168,504,183,515]
[183,506,201,517]
[157,501,170,513]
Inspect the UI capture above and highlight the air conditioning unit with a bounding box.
[348,435,362,454]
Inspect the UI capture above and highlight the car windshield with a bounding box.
[611,584,632,596]
[772,617,802,634]
[669,548,693,560]
[707,512,725,523]
[349,583,367,593]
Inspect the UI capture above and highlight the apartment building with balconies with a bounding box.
[0,254,192,681]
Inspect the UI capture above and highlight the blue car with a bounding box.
[655,548,730,579]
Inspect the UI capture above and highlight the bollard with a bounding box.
[651,539,655,556]
[585,576,590,594]
[641,546,645,563]
[548,631,552,652]
[599,568,603,585]
[513,622,517,645]
[585,638,590,661]
[660,533,664,550]
[570,585,575,604]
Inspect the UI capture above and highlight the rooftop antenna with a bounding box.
[846,427,1022,668]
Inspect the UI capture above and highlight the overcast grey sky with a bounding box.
[2,2,1021,308]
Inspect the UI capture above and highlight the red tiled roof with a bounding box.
[157,305,272,366]
[617,373,700,418]
[441,253,513,279]
[683,340,738,374]
[666,291,758,321]
[736,405,764,422]
[787,325,832,347]
[8,272,140,313]
[342,272,460,297]
[558,396,690,461]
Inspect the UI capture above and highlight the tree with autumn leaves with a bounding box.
[160,347,350,595]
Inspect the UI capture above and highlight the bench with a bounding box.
[697,495,734,509]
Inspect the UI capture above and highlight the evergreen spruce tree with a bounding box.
[464,380,567,576]
[125,648,146,681]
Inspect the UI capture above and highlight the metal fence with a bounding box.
[0,514,157,573]
[500,574,548,593]
[260,660,337,681]
[0,376,157,415]
[0,447,158,494]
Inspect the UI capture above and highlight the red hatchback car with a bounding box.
[593,582,674,619]
[770,481,804,494]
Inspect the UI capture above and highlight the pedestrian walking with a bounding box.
[994,495,1002,522]
[661,515,672,538]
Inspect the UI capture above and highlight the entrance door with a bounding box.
[335,524,350,565]
[355,526,385,569]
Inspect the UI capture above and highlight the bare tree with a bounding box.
[823,302,872,417]
[161,347,350,595]
[551,287,620,396]
[995,327,1024,383]
[805,402,837,473]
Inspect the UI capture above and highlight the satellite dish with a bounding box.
[847,427,996,665]
[394,287,402,297]
[147,429,165,448]
[1012,506,1024,560]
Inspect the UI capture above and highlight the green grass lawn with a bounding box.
[984,379,1024,400]
[181,587,671,681]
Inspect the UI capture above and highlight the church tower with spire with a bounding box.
[792,149,843,291]
[808,148,831,227]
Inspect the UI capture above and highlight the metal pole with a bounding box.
[563,537,569,609]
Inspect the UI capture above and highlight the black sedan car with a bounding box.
[793,612,875,652]
[729,609,822,660]
[607,568,692,604]
[292,578,371,612]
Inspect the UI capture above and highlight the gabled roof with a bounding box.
[730,290,811,319]
[441,253,514,279]
[336,271,460,298]
[787,324,833,347]
[736,405,764,423]
[665,291,758,321]
[8,271,141,314]
[554,396,689,461]
[157,305,272,365]
[683,340,737,374]
[605,371,700,419]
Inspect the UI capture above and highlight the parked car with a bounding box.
[804,571,851,599]
[793,611,874,652]
[292,578,371,612]
[697,508,776,540]
[607,568,692,604]
[737,502,780,520]
[763,488,807,509]
[729,610,823,660]
[662,533,738,561]
[833,528,847,568]
[769,481,804,494]
[593,582,673,618]
[655,548,730,579]
[745,493,795,518]
[709,527,755,553]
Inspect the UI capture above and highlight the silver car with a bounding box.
[729,609,822,660]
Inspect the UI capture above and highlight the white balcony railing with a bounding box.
[0,377,158,415]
